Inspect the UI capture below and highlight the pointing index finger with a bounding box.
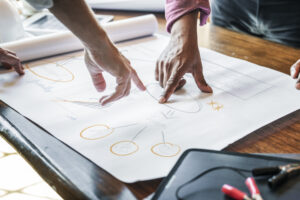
[159,70,184,103]
[130,68,146,91]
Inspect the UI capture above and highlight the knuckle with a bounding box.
[125,91,130,97]
[130,68,137,75]
[166,78,175,87]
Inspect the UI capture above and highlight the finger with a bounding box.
[175,79,186,91]
[1,55,24,75]
[6,50,17,56]
[99,95,107,103]
[1,62,12,69]
[163,62,171,88]
[193,65,213,93]
[159,69,185,103]
[84,52,106,92]
[130,68,146,91]
[124,81,131,96]
[90,72,106,92]
[291,60,300,79]
[155,60,159,81]
[159,61,164,88]
[100,77,128,105]
[2,53,19,61]
[296,80,300,90]
[13,62,25,75]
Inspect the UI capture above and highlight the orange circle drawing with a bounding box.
[80,124,114,140]
[110,140,139,156]
[151,142,181,157]
[25,63,75,82]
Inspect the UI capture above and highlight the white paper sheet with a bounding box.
[0,34,299,183]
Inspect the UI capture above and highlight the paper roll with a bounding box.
[1,14,158,62]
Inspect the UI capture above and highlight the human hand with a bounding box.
[84,36,146,106]
[0,47,24,75]
[156,12,212,103]
[290,59,300,90]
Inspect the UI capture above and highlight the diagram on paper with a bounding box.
[3,34,296,183]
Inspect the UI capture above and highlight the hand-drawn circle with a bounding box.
[151,142,181,157]
[25,63,75,82]
[80,124,114,140]
[146,83,202,113]
[110,140,139,156]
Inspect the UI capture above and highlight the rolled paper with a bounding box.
[1,14,158,62]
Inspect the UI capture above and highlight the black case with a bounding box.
[153,149,300,200]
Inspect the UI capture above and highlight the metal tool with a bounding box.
[252,163,300,188]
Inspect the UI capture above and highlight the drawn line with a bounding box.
[207,100,224,111]
[131,126,147,141]
[146,83,202,114]
[25,63,75,82]
[57,99,104,109]
[161,131,166,144]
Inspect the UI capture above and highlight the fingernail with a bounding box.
[206,86,213,93]
[159,97,166,104]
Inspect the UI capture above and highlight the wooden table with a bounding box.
[1,11,300,200]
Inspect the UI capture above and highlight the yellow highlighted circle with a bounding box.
[80,124,114,140]
[151,142,181,157]
[25,63,75,82]
[110,140,139,156]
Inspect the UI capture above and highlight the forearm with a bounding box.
[49,0,109,51]
[170,11,198,49]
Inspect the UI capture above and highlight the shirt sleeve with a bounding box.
[165,0,211,33]
[25,0,53,10]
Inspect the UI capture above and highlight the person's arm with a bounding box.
[0,47,24,75]
[49,0,146,105]
[26,0,145,105]
[157,0,212,103]
[291,59,300,90]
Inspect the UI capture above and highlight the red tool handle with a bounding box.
[245,177,260,195]
[221,184,249,200]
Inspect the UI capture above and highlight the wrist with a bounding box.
[83,30,113,52]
